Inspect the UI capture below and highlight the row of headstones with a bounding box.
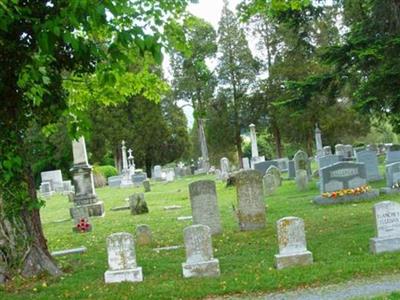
[104,216,313,284]
[40,169,74,197]
[107,171,149,188]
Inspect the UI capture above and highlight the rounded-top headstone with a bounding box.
[235,170,266,231]
[136,224,152,246]
[188,180,222,235]
[277,217,307,255]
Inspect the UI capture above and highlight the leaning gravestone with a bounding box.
[235,170,266,231]
[266,165,282,187]
[288,160,295,179]
[188,180,222,235]
[129,193,149,215]
[370,201,400,254]
[263,173,277,196]
[181,225,220,278]
[355,149,382,181]
[381,162,400,194]
[254,160,278,176]
[314,161,379,205]
[142,179,151,192]
[275,217,313,269]
[104,232,143,283]
[72,206,92,233]
[386,144,400,164]
[295,170,309,191]
[135,224,152,246]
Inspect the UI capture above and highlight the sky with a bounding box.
[168,0,243,129]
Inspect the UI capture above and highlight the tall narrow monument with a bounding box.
[120,141,133,187]
[198,119,210,172]
[315,124,323,158]
[70,137,104,217]
[249,124,265,168]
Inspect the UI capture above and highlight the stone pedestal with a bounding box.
[104,267,143,283]
[275,251,313,270]
[182,258,220,278]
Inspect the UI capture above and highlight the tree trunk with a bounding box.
[271,120,283,158]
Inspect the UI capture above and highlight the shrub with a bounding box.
[93,165,118,179]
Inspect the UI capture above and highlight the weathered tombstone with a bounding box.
[135,225,152,246]
[386,144,400,164]
[370,201,400,254]
[72,206,92,233]
[70,137,104,217]
[129,193,149,215]
[263,173,277,196]
[181,225,220,278]
[40,170,64,192]
[108,175,122,187]
[40,182,54,197]
[381,162,400,194]
[242,157,250,170]
[355,149,382,181]
[235,170,266,231]
[153,165,162,180]
[295,170,309,191]
[120,141,133,187]
[249,123,265,166]
[104,233,143,283]
[288,160,296,179]
[131,172,147,187]
[315,124,323,158]
[254,160,279,176]
[142,179,151,192]
[274,158,289,172]
[220,157,230,180]
[314,161,379,205]
[266,165,282,187]
[293,150,310,178]
[275,217,313,269]
[344,144,354,159]
[335,144,346,157]
[188,180,222,235]
[323,146,332,156]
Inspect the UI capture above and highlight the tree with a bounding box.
[217,0,259,165]
[170,15,217,169]
[0,0,190,282]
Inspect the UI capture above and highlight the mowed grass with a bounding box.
[3,169,400,300]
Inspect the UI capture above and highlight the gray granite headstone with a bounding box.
[108,175,122,187]
[293,150,311,177]
[295,170,309,191]
[275,217,313,269]
[288,160,295,179]
[355,149,382,181]
[153,165,162,180]
[182,225,220,278]
[274,158,289,172]
[266,165,282,187]
[323,146,332,156]
[254,160,278,176]
[263,173,277,196]
[242,157,250,170]
[40,182,54,197]
[189,180,222,235]
[220,157,230,180]
[41,170,64,192]
[370,201,400,254]
[104,232,143,283]
[335,144,346,157]
[381,162,400,194]
[318,155,342,169]
[235,170,266,231]
[386,145,400,164]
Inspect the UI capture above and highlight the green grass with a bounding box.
[2,171,400,300]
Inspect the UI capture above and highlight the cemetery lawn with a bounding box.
[2,173,400,300]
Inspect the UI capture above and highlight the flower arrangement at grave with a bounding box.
[75,218,92,233]
[322,184,371,199]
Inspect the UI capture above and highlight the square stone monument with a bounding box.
[355,149,382,181]
[381,162,400,194]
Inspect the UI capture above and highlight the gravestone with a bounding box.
[104,233,143,283]
[288,160,296,179]
[323,146,332,156]
[355,149,382,181]
[129,193,149,215]
[274,158,289,172]
[135,225,152,246]
[381,162,400,194]
[318,154,342,169]
[153,165,162,180]
[253,160,278,176]
[72,206,92,233]
[62,180,73,195]
[386,145,400,164]
[295,170,309,191]
[189,180,222,235]
[70,137,104,217]
[293,150,311,178]
[220,157,230,180]
[314,161,379,205]
[235,170,266,231]
[142,179,151,192]
[344,144,354,159]
[182,225,220,278]
[266,165,282,187]
[315,124,323,158]
[165,169,175,182]
[242,157,250,170]
[335,144,346,157]
[108,175,122,187]
[263,173,277,196]
[41,170,64,192]
[370,201,400,254]
[40,182,54,197]
[275,217,313,269]
[132,172,147,186]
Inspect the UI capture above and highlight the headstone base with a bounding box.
[367,175,384,182]
[182,258,220,278]
[380,187,400,195]
[70,201,105,218]
[275,251,313,270]
[313,190,379,205]
[104,267,143,283]
[370,236,400,254]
